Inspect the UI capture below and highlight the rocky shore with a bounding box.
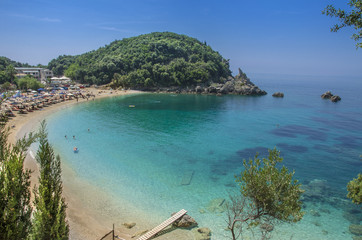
[137,68,267,96]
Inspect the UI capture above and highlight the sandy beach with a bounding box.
[5,88,193,240]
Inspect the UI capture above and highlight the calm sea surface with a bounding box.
[47,74,362,239]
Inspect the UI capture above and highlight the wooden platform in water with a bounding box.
[181,171,194,185]
[137,209,187,240]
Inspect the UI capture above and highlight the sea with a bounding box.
[46,74,362,239]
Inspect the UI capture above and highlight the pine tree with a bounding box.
[0,122,35,239]
[31,121,69,240]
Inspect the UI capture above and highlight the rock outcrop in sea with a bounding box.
[321,91,341,102]
[192,227,211,240]
[195,68,267,96]
[172,213,198,228]
[272,92,284,97]
[145,68,267,96]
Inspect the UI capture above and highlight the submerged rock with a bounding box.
[313,221,322,227]
[310,209,321,217]
[172,213,198,228]
[349,224,362,236]
[343,207,362,224]
[260,223,274,232]
[301,179,330,202]
[192,227,211,240]
[206,198,226,213]
[123,222,136,229]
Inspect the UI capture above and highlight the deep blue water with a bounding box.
[47,74,362,239]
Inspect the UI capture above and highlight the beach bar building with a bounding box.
[50,76,72,86]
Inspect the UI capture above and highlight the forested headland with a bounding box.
[2,32,266,95]
[48,32,232,89]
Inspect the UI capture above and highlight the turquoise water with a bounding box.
[47,75,362,239]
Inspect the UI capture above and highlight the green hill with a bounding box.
[48,32,232,88]
[0,56,33,71]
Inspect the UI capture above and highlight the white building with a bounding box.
[50,76,72,86]
[15,67,54,82]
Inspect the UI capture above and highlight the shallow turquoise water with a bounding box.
[47,75,362,239]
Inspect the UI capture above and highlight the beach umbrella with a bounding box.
[37,88,45,92]
[12,91,21,98]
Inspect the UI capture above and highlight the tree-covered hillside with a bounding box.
[0,56,32,71]
[48,32,232,88]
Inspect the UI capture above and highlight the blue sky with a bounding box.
[1,0,361,77]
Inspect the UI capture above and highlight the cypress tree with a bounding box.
[0,122,35,239]
[31,121,69,240]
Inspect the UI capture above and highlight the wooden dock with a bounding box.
[137,209,187,240]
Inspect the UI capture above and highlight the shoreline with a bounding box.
[5,88,177,240]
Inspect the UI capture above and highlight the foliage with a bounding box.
[0,123,37,239]
[0,56,31,71]
[48,32,231,87]
[48,55,76,77]
[31,121,69,240]
[322,0,362,48]
[0,82,12,91]
[0,57,32,84]
[227,148,304,240]
[347,173,362,205]
[0,65,16,85]
[16,76,44,90]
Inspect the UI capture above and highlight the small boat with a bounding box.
[129,105,135,108]
[73,147,79,153]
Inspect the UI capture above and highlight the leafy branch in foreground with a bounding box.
[226,148,304,240]
[322,0,362,48]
